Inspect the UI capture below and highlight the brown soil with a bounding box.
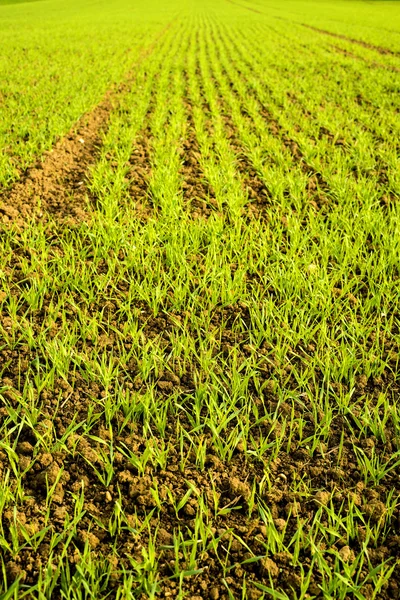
[216,33,398,211]
[126,127,155,220]
[194,52,271,220]
[223,23,399,152]
[181,103,218,219]
[0,23,173,229]
[184,65,232,219]
[0,104,110,228]
[302,23,400,58]
[1,136,400,593]
[1,19,400,600]
[211,32,332,210]
[286,92,348,147]
[2,294,400,598]
[221,111,272,220]
[218,68,330,210]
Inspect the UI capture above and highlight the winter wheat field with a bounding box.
[0,0,400,598]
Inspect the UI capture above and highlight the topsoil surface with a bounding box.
[1,29,400,600]
[0,101,110,227]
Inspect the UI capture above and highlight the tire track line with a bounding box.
[330,44,400,74]
[225,0,263,15]
[302,23,400,58]
[0,21,175,229]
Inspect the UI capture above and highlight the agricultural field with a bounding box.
[0,0,400,597]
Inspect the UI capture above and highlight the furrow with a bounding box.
[181,99,217,219]
[145,24,191,219]
[207,20,330,211]
[0,102,109,228]
[0,23,174,230]
[126,127,154,221]
[200,26,273,218]
[221,113,273,221]
[180,31,228,220]
[89,23,183,223]
[186,25,249,221]
[217,21,399,207]
[227,20,400,142]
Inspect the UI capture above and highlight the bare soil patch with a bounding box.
[181,103,218,219]
[126,127,155,220]
[0,23,173,229]
[0,103,110,228]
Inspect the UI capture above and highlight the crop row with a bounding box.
[1,3,400,599]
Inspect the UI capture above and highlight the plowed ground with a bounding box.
[1,3,400,599]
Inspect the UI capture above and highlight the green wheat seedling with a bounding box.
[1,0,400,598]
